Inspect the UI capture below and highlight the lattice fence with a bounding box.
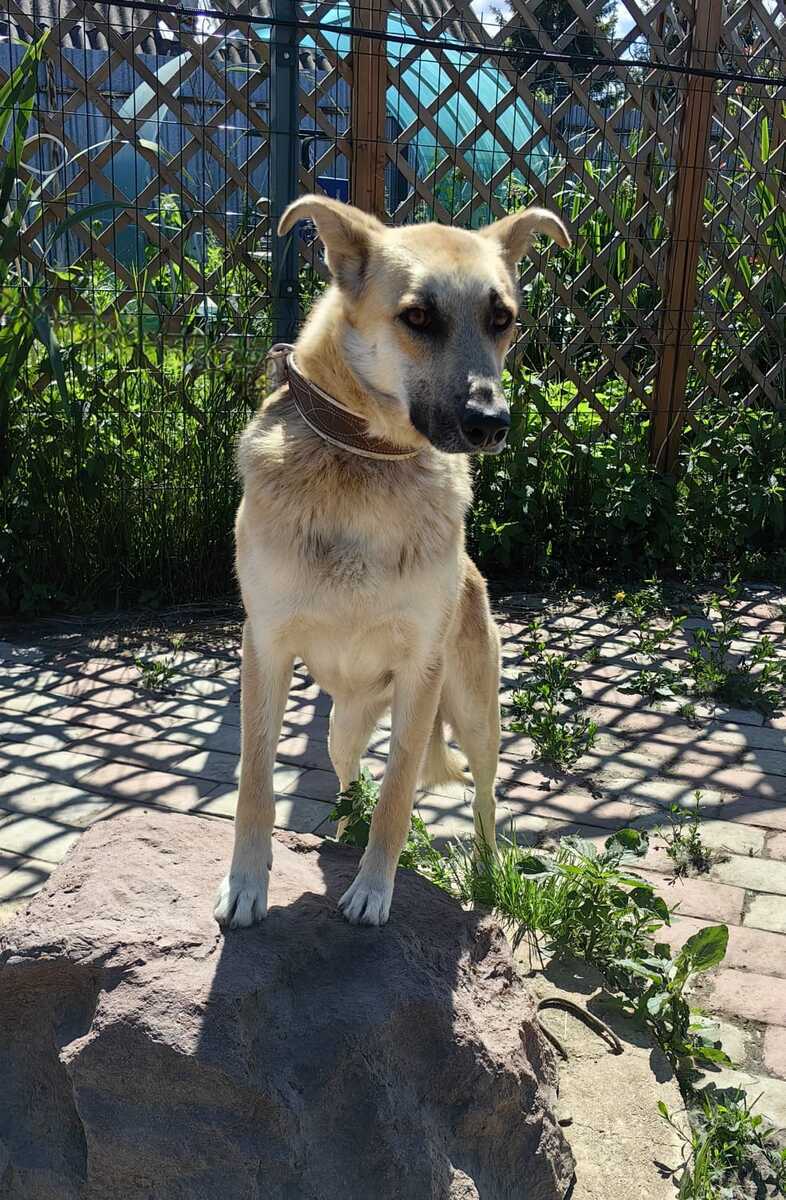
[2,0,785,470]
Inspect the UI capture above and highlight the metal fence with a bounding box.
[1,0,785,609]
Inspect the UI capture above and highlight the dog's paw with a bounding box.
[214,869,269,929]
[339,873,393,926]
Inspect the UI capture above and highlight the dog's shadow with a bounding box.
[195,836,566,1200]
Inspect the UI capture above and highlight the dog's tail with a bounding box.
[420,714,470,789]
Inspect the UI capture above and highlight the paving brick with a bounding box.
[764,1027,786,1080]
[665,915,786,978]
[766,831,786,861]
[501,779,650,832]
[150,720,240,755]
[195,768,303,817]
[0,852,54,900]
[633,868,745,925]
[711,706,766,728]
[0,813,81,863]
[415,788,547,843]
[168,747,240,784]
[5,721,193,771]
[0,773,113,825]
[709,721,786,753]
[706,1019,755,1068]
[69,729,191,768]
[712,795,786,833]
[704,968,786,1026]
[0,743,120,791]
[287,768,341,803]
[710,854,786,894]
[743,893,786,935]
[43,678,142,707]
[75,763,217,810]
[280,708,330,738]
[187,786,331,833]
[597,776,725,812]
[276,734,333,771]
[738,746,786,777]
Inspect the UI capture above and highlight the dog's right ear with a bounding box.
[278,195,384,296]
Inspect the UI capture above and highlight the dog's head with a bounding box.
[278,197,570,455]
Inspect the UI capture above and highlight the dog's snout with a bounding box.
[460,400,510,450]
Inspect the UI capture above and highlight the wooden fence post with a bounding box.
[650,1,722,474]
[350,0,388,219]
[270,0,300,342]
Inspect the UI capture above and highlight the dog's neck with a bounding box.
[290,291,425,452]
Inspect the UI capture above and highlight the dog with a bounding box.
[214,196,570,928]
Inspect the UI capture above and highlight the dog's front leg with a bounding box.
[214,623,293,928]
[339,658,443,927]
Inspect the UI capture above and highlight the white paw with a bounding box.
[214,868,270,929]
[339,872,393,926]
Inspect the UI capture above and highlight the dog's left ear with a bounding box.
[480,207,571,267]
[278,194,384,296]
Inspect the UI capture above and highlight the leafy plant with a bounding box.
[507,623,598,768]
[661,1089,786,1199]
[328,769,453,890]
[133,635,184,691]
[610,923,730,1073]
[610,580,688,657]
[623,665,687,703]
[659,795,714,879]
[679,702,700,726]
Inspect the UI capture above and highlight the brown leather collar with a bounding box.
[267,343,420,461]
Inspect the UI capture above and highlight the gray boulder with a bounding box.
[0,809,574,1200]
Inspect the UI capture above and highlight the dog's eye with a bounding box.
[401,306,432,331]
[491,306,513,333]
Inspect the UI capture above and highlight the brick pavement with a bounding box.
[1,590,786,1124]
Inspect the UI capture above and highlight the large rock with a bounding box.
[0,810,574,1200]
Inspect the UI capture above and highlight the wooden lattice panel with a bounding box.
[687,0,786,424]
[2,0,784,438]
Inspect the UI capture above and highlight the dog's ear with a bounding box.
[480,207,571,267]
[278,195,384,295]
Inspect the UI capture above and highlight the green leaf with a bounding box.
[30,307,69,413]
[44,201,131,252]
[681,925,729,973]
[646,991,670,1017]
[605,827,649,857]
[517,854,552,877]
[760,115,770,162]
[692,1045,732,1066]
[657,1100,670,1119]
[614,957,662,981]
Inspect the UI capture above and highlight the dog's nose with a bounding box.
[460,403,511,450]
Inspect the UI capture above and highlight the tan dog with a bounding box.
[214,197,570,928]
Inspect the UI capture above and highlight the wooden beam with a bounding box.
[350,0,388,219]
[650,1,723,473]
